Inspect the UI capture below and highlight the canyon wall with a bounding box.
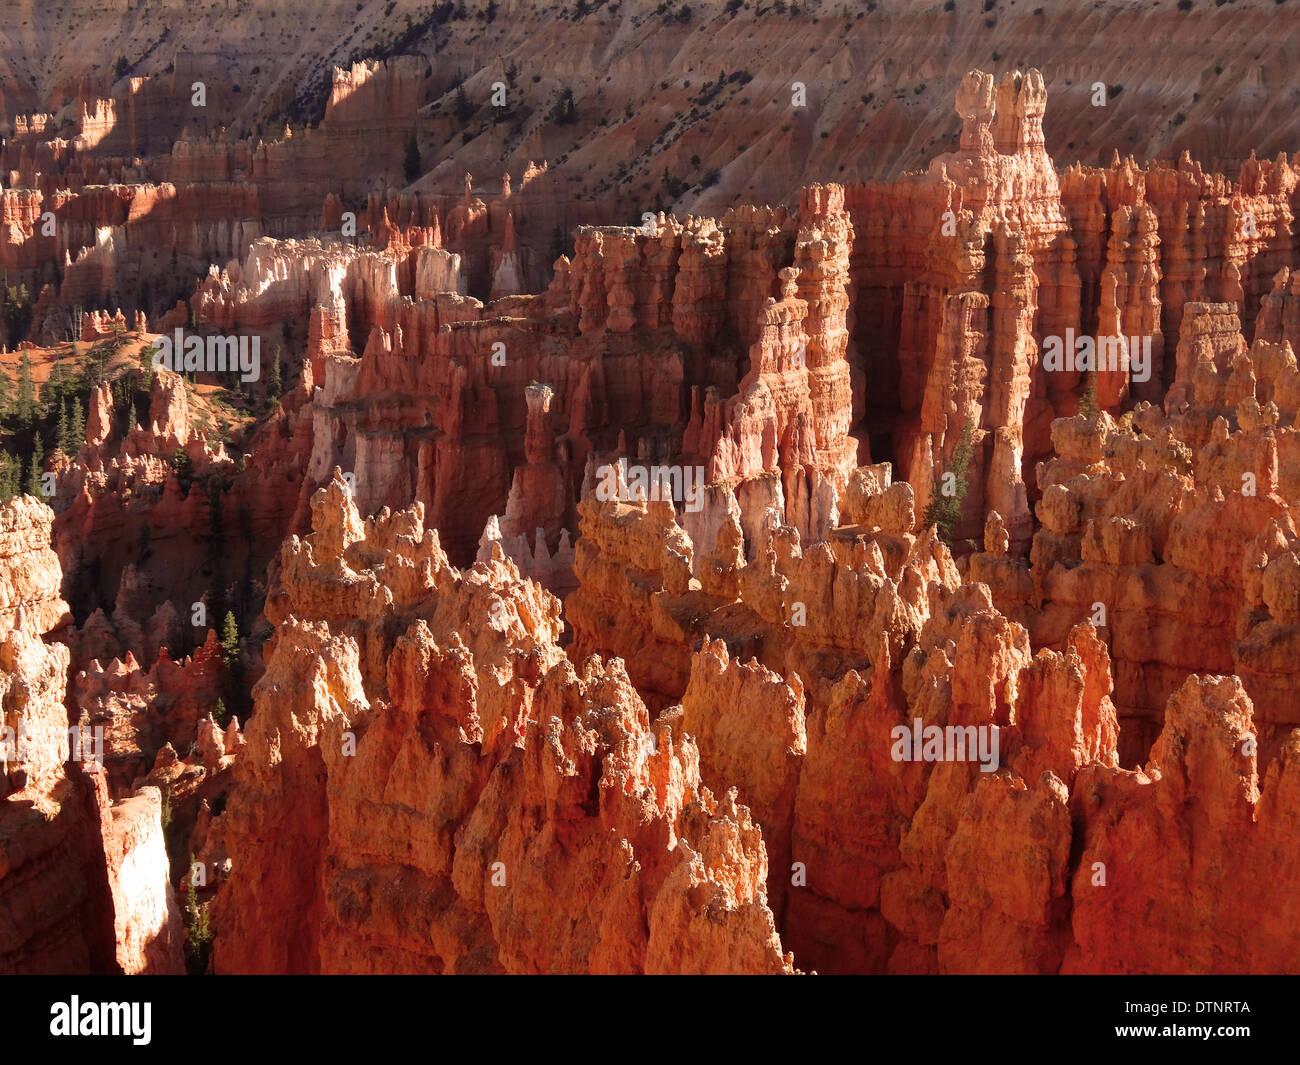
[5,37,1300,974]
[0,495,180,975]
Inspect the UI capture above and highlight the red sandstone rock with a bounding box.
[210,474,792,974]
[0,496,180,974]
[8,47,1300,978]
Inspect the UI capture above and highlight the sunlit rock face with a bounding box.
[7,23,1300,975]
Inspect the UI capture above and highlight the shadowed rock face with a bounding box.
[7,22,1300,973]
[0,496,181,975]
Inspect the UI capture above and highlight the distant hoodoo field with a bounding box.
[2,0,1300,978]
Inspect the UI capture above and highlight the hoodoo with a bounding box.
[1,1,1298,995]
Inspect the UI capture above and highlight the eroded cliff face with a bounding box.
[6,1,1300,232]
[972,297,1300,769]
[209,474,791,974]
[0,495,180,975]
[564,460,1300,974]
[8,43,1300,975]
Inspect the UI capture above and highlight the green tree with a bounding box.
[213,697,230,727]
[3,284,32,341]
[922,419,975,546]
[68,397,85,452]
[25,434,44,497]
[219,610,246,721]
[55,402,69,454]
[15,352,35,428]
[455,82,474,123]
[0,451,17,502]
[268,346,283,400]
[170,448,194,493]
[220,611,239,668]
[45,362,66,418]
[183,871,213,975]
[1079,371,1099,420]
[139,342,156,394]
[550,87,576,125]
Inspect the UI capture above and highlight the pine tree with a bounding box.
[55,402,69,454]
[220,611,239,669]
[0,451,15,502]
[1079,371,1099,420]
[268,346,282,400]
[69,397,85,451]
[213,697,229,727]
[3,284,32,340]
[455,82,473,123]
[25,435,43,497]
[183,866,213,975]
[15,352,34,428]
[45,362,63,419]
[219,609,246,721]
[139,343,156,394]
[170,448,194,493]
[922,420,975,546]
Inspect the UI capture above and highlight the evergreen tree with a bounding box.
[550,87,577,125]
[69,397,85,452]
[0,451,16,502]
[170,448,194,494]
[213,697,229,727]
[220,611,238,665]
[3,284,32,340]
[922,420,974,546]
[455,82,473,123]
[139,343,156,393]
[268,346,283,400]
[55,401,69,454]
[25,434,43,497]
[183,869,213,975]
[15,352,34,428]
[1079,371,1099,420]
[219,610,246,720]
[76,350,94,391]
[45,362,64,419]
